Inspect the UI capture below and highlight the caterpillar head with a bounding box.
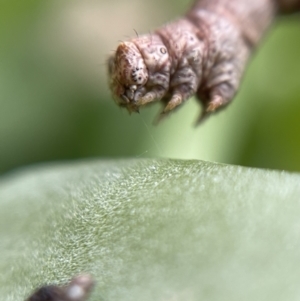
[108,41,149,112]
[108,35,171,113]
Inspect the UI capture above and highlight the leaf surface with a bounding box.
[1,159,300,301]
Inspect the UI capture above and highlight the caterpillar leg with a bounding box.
[163,94,183,113]
[161,67,199,114]
[196,82,236,124]
[206,95,224,112]
[156,83,197,124]
[155,94,184,124]
[135,86,167,107]
[122,85,167,113]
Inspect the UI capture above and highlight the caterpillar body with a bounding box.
[108,0,300,124]
[25,274,94,301]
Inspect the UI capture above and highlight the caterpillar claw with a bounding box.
[154,97,182,124]
[195,95,225,125]
[163,94,183,113]
[206,95,224,112]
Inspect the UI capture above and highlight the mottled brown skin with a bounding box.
[25,275,94,301]
[108,0,300,123]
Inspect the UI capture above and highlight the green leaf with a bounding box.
[1,159,300,301]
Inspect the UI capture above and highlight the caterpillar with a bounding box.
[25,274,94,301]
[108,0,300,124]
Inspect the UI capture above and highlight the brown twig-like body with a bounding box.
[25,274,94,301]
[108,0,300,124]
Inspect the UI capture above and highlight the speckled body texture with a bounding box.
[108,0,300,123]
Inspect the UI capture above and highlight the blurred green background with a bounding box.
[0,0,300,175]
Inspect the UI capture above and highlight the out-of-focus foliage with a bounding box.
[0,0,300,174]
[237,19,300,171]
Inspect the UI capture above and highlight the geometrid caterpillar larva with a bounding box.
[25,274,94,301]
[108,0,300,124]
